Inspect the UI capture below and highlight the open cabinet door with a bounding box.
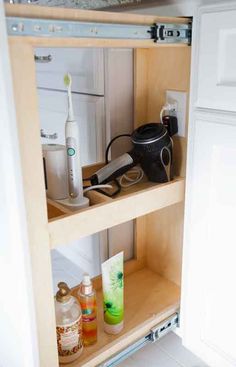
[181,3,236,367]
[0,3,40,367]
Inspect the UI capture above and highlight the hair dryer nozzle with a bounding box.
[91,151,140,185]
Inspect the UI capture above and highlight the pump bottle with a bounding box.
[55,282,83,364]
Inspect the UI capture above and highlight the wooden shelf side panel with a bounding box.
[146,46,191,178]
[9,42,59,366]
[147,202,185,286]
[142,46,191,286]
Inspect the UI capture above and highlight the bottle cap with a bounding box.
[104,320,124,335]
[80,273,93,295]
[56,282,71,303]
[82,273,91,286]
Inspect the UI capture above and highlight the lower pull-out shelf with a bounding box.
[67,268,180,367]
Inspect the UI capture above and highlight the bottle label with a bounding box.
[56,315,83,357]
[80,300,97,323]
[82,308,93,315]
[83,314,96,323]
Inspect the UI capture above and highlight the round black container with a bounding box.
[131,122,173,183]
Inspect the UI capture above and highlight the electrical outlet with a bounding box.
[166,90,187,137]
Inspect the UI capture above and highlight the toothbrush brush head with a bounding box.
[64,73,72,88]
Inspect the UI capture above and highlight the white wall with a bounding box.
[0,3,39,367]
[122,0,231,17]
[125,0,197,16]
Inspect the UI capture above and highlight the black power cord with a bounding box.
[83,134,132,197]
[105,134,131,164]
[101,134,131,197]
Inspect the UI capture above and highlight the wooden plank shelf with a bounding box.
[48,177,185,249]
[5,3,189,26]
[67,268,180,367]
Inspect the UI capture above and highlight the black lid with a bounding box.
[131,123,167,144]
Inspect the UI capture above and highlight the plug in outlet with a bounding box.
[166,90,187,137]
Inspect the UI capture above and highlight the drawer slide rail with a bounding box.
[99,312,179,367]
[6,17,191,44]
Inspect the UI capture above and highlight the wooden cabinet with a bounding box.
[181,3,236,367]
[196,6,236,111]
[6,4,191,367]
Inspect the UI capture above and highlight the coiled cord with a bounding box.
[119,166,144,188]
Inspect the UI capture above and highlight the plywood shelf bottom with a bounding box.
[65,268,180,367]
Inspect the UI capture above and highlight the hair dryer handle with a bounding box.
[91,152,137,185]
[160,146,171,182]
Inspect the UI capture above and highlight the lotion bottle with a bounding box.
[55,282,83,364]
[77,274,97,346]
[102,252,124,335]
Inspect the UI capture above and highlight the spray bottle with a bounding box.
[77,274,97,346]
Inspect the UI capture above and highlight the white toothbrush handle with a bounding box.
[66,122,83,200]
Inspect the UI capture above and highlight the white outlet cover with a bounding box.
[166,90,187,137]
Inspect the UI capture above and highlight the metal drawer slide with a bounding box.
[6,17,191,44]
[99,312,179,367]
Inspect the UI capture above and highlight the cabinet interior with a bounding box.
[7,4,191,366]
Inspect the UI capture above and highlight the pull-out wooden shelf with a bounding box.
[6,3,191,366]
[48,176,185,248]
[67,268,180,367]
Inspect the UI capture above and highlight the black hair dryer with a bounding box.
[91,122,177,185]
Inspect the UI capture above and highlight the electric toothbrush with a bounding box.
[58,73,89,210]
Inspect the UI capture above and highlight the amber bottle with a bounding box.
[77,274,97,346]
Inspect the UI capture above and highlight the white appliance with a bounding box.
[42,144,68,200]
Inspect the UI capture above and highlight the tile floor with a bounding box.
[118,332,208,367]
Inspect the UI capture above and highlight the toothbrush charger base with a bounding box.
[56,196,90,212]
